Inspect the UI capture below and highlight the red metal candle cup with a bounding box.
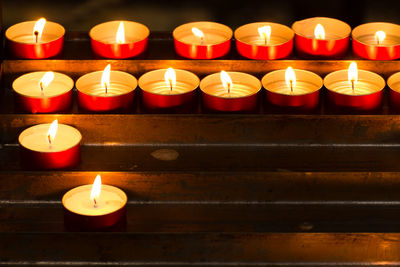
[173,21,232,59]
[200,72,261,112]
[324,69,385,111]
[6,20,65,59]
[138,69,199,110]
[262,69,323,110]
[387,72,400,111]
[352,22,400,60]
[76,70,137,112]
[90,20,149,59]
[63,184,127,230]
[12,71,74,113]
[235,22,294,60]
[19,123,81,170]
[292,17,351,59]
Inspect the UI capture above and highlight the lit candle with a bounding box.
[292,17,351,58]
[352,22,400,60]
[90,20,150,59]
[385,72,400,111]
[138,68,199,111]
[235,22,294,60]
[12,71,74,113]
[200,71,261,112]
[19,120,81,169]
[173,21,232,59]
[76,64,137,112]
[63,174,127,230]
[262,67,323,110]
[5,18,65,59]
[324,62,385,111]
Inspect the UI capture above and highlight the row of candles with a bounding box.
[13,63,400,113]
[6,17,400,60]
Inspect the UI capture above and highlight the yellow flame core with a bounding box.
[192,27,205,40]
[258,25,271,45]
[375,30,386,45]
[116,22,125,44]
[47,119,58,145]
[33,18,46,42]
[220,71,233,92]
[101,64,111,92]
[39,71,55,90]
[348,62,358,86]
[314,23,325,40]
[285,67,296,90]
[164,68,176,91]
[90,175,102,204]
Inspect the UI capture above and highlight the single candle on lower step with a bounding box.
[12,71,74,113]
[18,120,81,169]
[138,68,199,110]
[262,67,323,110]
[76,64,137,112]
[324,62,385,111]
[352,22,400,60]
[5,18,65,59]
[63,174,127,230]
[235,22,294,60]
[200,71,261,112]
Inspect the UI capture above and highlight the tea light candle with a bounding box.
[292,17,351,59]
[12,71,74,113]
[352,22,400,60]
[324,62,385,111]
[387,72,400,111]
[235,22,294,60]
[90,20,150,59]
[63,174,127,230]
[76,64,137,112]
[19,120,81,169]
[138,68,199,110]
[5,18,65,59]
[173,21,233,59]
[262,67,323,110]
[200,71,261,112]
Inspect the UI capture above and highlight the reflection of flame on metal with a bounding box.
[164,68,176,92]
[39,71,54,92]
[192,27,205,44]
[285,67,296,93]
[348,62,358,93]
[258,25,271,45]
[47,119,58,146]
[375,30,386,45]
[220,71,233,94]
[101,64,111,94]
[314,23,325,40]
[116,22,125,44]
[91,174,102,208]
[33,18,46,43]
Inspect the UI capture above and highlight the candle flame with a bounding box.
[39,71,54,91]
[116,22,125,44]
[220,71,233,93]
[90,174,102,206]
[285,67,296,92]
[164,68,176,91]
[314,23,325,40]
[348,62,358,90]
[101,64,111,93]
[375,30,386,45]
[47,119,58,145]
[192,27,204,42]
[258,25,271,45]
[33,18,46,42]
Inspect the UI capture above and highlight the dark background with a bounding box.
[3,0,400,31]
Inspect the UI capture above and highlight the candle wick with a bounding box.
[263,34,268,46]
[290,80,293,93]
[169,79,173,92]
[200,37,204,45]
[93,198,98,208]
[34,31,39,43]
[351,80,355,94]
[47,134,52,148]
[40,82,44,96]
[227,83,231,95]
[104,83,108,94]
